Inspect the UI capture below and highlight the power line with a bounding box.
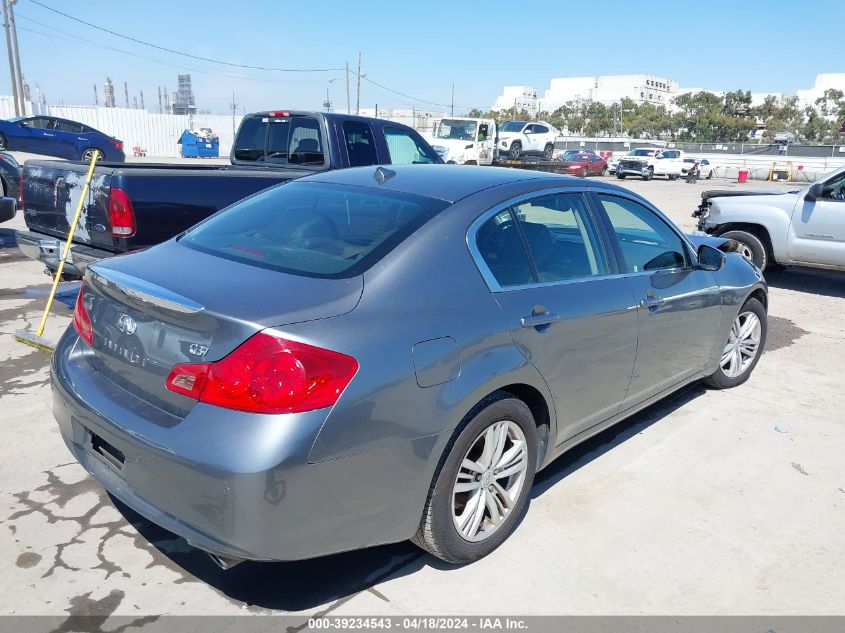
[28,0,343,73]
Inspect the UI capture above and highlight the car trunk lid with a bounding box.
[82,240,363,417]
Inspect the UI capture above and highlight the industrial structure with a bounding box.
[171,74,197,115]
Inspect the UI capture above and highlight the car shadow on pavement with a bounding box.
[764,267,845,299]
[531,383,706,499]
[113,495,426,612]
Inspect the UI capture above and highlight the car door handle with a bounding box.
[520,312,560,328]
[43,133,55,137]
[640,294,665,311]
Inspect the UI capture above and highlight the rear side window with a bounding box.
[343,121,378,167]
[181,182,448,278]
[232,115,325,165]
[476,209,534,288]
[384,126,439,165]
[56,120,83,133]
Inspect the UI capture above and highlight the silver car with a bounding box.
[52,165,768,567]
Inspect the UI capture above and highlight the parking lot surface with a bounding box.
[1,169,844,620]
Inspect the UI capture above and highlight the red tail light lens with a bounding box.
[268,111,292,117]
[110,140,124,151]
[109,186,136,237]
[165,333,358,414]
[73,284,94,345]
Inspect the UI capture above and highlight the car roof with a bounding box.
[304,164,613,203]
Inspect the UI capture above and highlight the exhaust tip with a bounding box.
[207,551,244,570]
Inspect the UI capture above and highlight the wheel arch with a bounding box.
[716,222,776,262]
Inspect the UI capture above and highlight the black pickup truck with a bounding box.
[16,111,441,277]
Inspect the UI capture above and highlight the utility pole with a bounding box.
[2,0,19,115]
[229,91,237,138]
[157,86,162,113]
[124,82,129,108]
[94,84,98,106]
[9,0,23,113]
[163,86,169,112]
[133,96,138,109]
[451,83,454,116]
[345,61,350,114]
[356,52,361,115]
[139,90,144,110]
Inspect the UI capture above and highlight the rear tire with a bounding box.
[616,172,626,179]
[508,142,522,160]
[81,148,104,162]
[719,229,768,271]
[668,173,679,181]
[412,394,538,564]
[543,143,554,160]
[704,298,767,389]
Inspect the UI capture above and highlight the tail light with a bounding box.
[18,173,24,210]
[268,111,292,117]
[110,140,124,152]
[73,284,94,346]
[109,186,136,237]
[166,333,358,414]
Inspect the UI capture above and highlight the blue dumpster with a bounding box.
[178,128,219,158]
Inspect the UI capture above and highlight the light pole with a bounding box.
[324,78,337,112]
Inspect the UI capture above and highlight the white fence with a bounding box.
[1,96,243,158]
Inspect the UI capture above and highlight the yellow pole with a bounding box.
[36,153,99,337]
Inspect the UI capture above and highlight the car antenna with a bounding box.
[373,166,396,185]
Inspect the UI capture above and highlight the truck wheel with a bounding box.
[543,143,554,160]
[643,167,654,181]
[719,230,768,271]
[704,298,767,390]
[508,142,522,160]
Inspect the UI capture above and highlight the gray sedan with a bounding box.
[52,165,767,567]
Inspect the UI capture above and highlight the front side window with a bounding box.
[182,182,447,278]
[820,170,845,201]
[511,193,608,282]
[383,126,438,165]
[597,194,689,273]
[499,121,526,133]
[342,121,378,167]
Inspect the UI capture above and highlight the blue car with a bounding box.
[0,115,125,162]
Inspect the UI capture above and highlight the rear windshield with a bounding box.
[232,114,325,166]
[181,182,449,278]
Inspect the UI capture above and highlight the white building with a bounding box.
[796,73,845,110]
[491,86,539,113]
[539,74,679,112]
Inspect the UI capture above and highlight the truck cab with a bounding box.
[429,117,498,165]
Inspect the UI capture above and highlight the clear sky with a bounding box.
[6,0,843,115]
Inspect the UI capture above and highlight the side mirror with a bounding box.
[697,244,725,271]
[0,196,16,224]
[805,182,824,202]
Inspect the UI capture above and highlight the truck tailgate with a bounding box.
[22,160,115,252]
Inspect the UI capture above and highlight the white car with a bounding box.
[616,148,685,181]
[497,120,558,160]
[683,158,715,179]
[694,165,845,271]
[429,117,497,165]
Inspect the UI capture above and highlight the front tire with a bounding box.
[616,172,626,179]
[580,166,589,178]
[719,229,768,271]
[412,394,538,564]
[643,166,654,181]
[508,142,522,160]
[704,298,767,389]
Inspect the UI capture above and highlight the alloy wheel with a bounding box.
[451,420,528,543]
[720,311,762,378]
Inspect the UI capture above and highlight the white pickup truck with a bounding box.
[429,117,497,165]
[616,148,685,180]
[694,165,845,271]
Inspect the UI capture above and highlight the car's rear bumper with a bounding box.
[51,328,431,562]
[15,230,110,276]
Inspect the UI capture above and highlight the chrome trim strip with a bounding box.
[88,266,205,314]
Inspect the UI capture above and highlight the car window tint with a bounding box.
[342,121,378,167]
[383,126,438,164]
[512,193,608,282]
[56,120,82,133]
[475,209,534,288]
[182,182,447,279]
[821,170,845,201]
[598,194,689,273]
[533,125,549,134]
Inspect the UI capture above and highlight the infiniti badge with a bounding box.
[116,314,137,335]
